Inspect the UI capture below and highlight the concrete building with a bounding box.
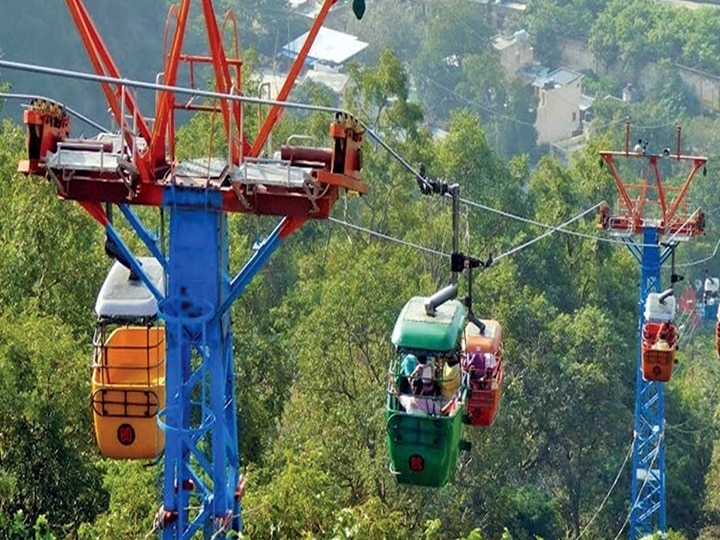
[480,0,529,30]
[531,67,583,145]
[492,29,534,79]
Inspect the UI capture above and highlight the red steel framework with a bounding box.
[598,123,707,238]
[14,1,368,537]
[20,0,367,227]
[598,122,706,539]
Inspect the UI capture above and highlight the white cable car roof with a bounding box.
[94,257,165,318]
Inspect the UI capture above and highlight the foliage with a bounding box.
[0,310,107,538]
[77,462,159,539]
[410,1,494,124]
[0,120,106,336]
[2,10,720,539]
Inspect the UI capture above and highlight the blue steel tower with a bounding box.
[629,228,669,537]
[14,0,368,537]
[599,129,706,539]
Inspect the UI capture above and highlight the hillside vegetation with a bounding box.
[2,1,720,539]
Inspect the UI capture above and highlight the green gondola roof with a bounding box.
[391,296,467,353]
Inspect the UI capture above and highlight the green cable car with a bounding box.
[386,295,469,487]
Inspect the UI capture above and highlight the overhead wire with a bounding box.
[466,199,720,270]
[6,60,720,275]
[327,217,448,257]
[612,443,661,540]
[461,197,676,250]
[574,439,634,540]
[677,236,720,267]
[6,58,719,266]
[0,91,110,133]
[0,60,665,266]
[493,202,603,262]
[329,200,607,264]
[593,116,680,134]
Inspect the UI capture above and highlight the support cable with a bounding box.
[328,217,448,257]
[330,200,603,263]
[464,197,720,267]
[493,202,603,262]
[612,440,661,540]
[7,61,719,274]
[677,236,720,267]
[8,58,718,266]
[461,197,688,250]
[574,440,634,540]
[0,92,109,133]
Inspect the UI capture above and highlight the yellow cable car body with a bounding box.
[92,326,166,458]
[92,257,166,459]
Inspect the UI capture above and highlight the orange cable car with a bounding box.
[641,291,677,383]
[716,305,720,358]
[91,257,166,459]
[462,319,503,427]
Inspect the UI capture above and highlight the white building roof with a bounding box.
[532,67,583,89]
[280,27,369,66]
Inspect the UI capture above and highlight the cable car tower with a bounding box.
[598,124,706,539]
[14,0,367,537]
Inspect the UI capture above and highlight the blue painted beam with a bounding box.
[104,224,165,302]
[118,204,169,269]
[214,218,285,322]
[629,227,666,539]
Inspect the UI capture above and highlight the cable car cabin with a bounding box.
[703,277,720,321]
[641,291,677,383]
[92,257,166,459]
[716,305,720,358]
[462,319,503,427]
[386,296,468,488]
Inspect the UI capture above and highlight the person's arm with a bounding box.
[410,365,422,379]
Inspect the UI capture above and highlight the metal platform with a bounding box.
[232,160,313,189]
[45,133,147,173]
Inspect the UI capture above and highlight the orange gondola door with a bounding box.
[91,258,167,459]
[641,291,677,382]
[462,319,503,427]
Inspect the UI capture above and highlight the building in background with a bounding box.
[492,29,534,79]
[531,67,583,146]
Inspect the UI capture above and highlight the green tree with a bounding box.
[0,311,106,537]
[411,1,494,123]
[0,120,107,336]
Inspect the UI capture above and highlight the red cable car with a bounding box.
[716,306,720,357]
[462,319,503,427]
[641,290,677,383]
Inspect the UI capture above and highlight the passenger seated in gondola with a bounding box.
[399,353,418,394]
[398,378,440,415]
[465,352,497,389]
[653,322,675,350]
[441,354,461,400]
[440,389,462,416]
[410,355,435,395]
